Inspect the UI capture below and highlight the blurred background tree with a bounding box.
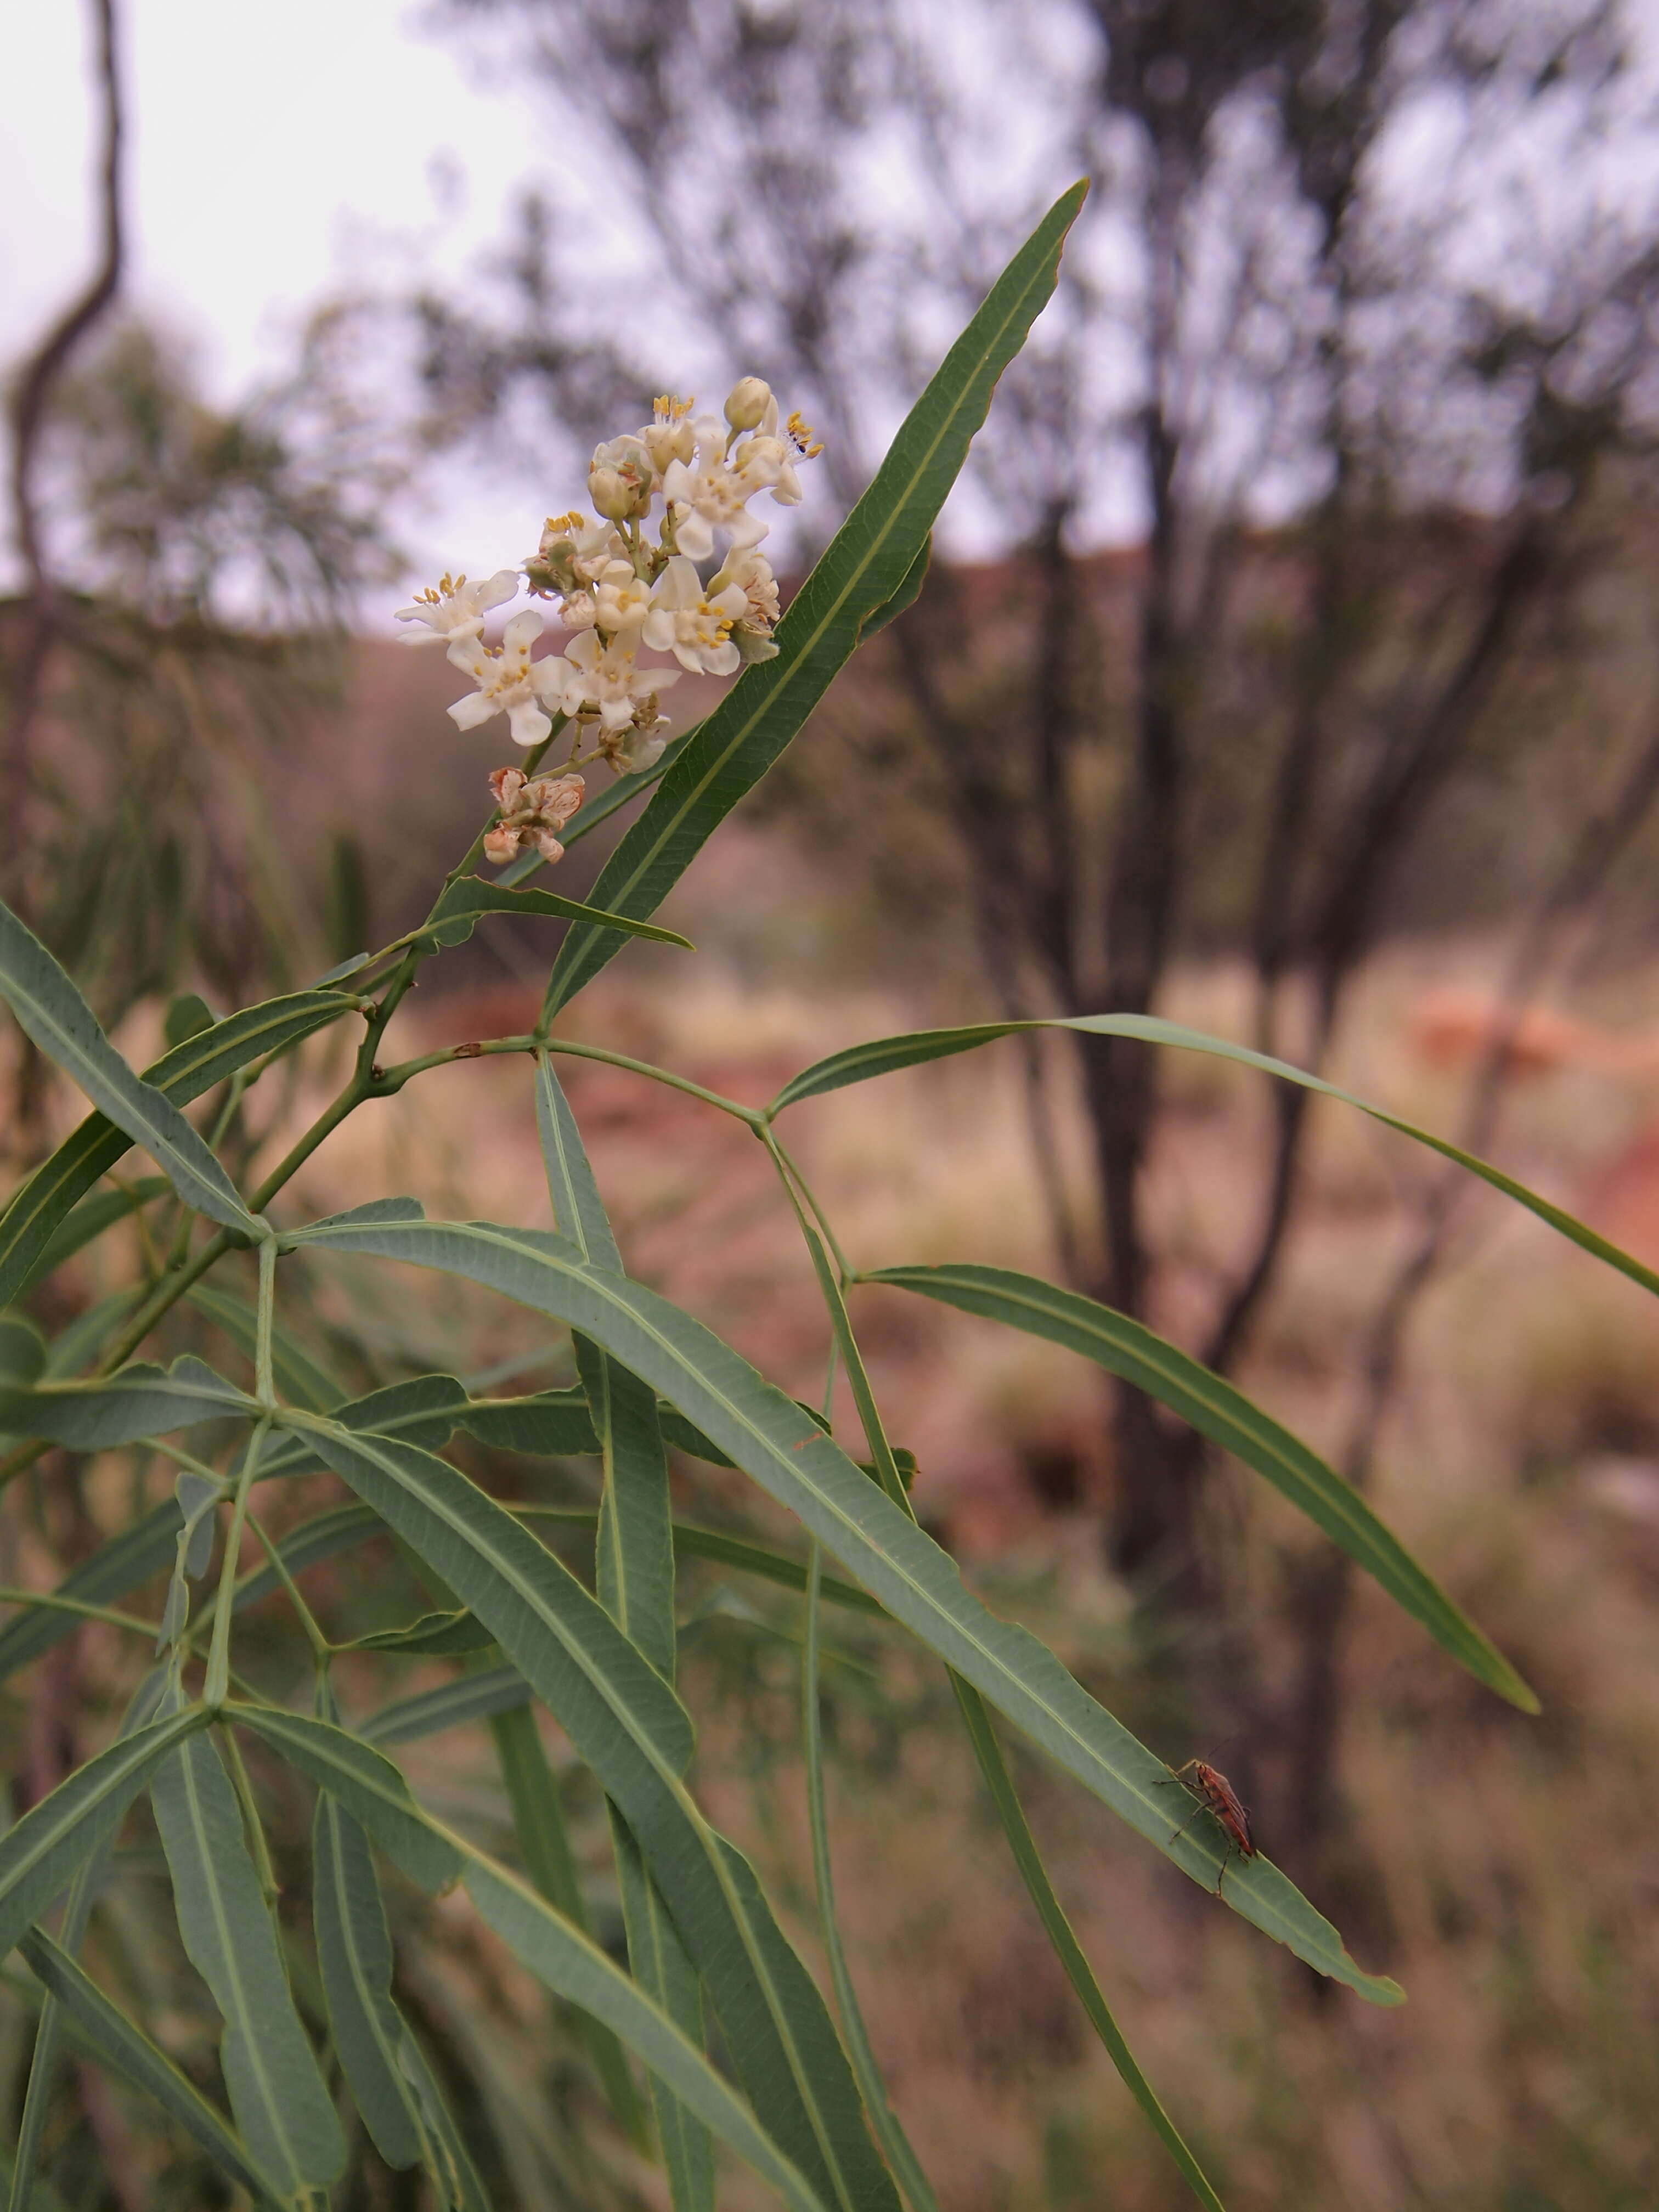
[405,0,1659,1841]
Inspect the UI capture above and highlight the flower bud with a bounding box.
[589,466,634,522]
[725,376,772,432]
[484,825,521,866]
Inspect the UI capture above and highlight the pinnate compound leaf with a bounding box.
[0,1708,206,1961]
[868,1263,1536,1714]
[280,1412,899,2209]
[285,1210,1402,2004]
[150,1724,346,2193]
[0,989,347,1307]
[768,1011,1659,1300]
[539,183,1088,1017]
[238,1706,840,2212]
[0,900,265,1238]
[0,1354,255,1452]
[19,1929,291,2210]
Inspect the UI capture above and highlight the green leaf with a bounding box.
[280,1410,900,2210]
[7,1671,173,2212]
[538,183,1088,1018]
[518,1508,888,1618]
[949,1683,1226,2212]
[0,899,266,1239]
[0,1316,46,1387]
[768,1012,1659,1301]
[285,1210,1402,2005]
[458,1382,732,1465]
[236,1704,842,2212]
[0,1353,255,1452]
[257,1371,472,1479]
[0,1707,206,1960]
[857,533,932,644]
[488,1703,652,2152]
[358,1666,532,1747]
[312,1768,428,2168]
[19,1929,291,2210]
[802,1549,938,2212]
[233,1706,464,1895]
[187,1282,347,1410]
[421,876,692,952]
[868,1263,1536,1713]
[0,1502,181,1685]
[347,1609,499,1656]
[534,1056,708,2200]
[20,1176,170,1285]
[162,992,215,1049]
[0,988,347,1306]
[150,1723,346,2193]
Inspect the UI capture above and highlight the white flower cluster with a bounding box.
[394,378,820,860]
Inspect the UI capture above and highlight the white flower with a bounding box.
[710,546,780,628]
[640,393,697,476]
[484,765,586,864]
[395,569,520,648]
[641,554,748,676]
[662,415,772,560]
[592,558,654,635]
[552,630,680,732]
[446,609,564,748]
[540,515,630,586]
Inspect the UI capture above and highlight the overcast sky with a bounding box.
[1,0,550,604]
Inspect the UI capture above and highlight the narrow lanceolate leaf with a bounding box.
[460,1383,730,1465]
[0,989,349,1307]
[0,1355,255,1453]
[537,1057,677,1676]
[948,1684,1226,2212]
[313,1785,430,2170]
[8,1671,173,2212]
[19,1931,290,2210]
[768,1011,1659,1301]
[282,1412,900,2210]
[285,1211,1402,2005]
[515,1509,889,1618]
[536,1054,717,2208]
[0,1500,181,1685]
[359,1667,532,1747]
[488,1703,652,2153]
[150,1725,346,2194]
[21,1176,170,1286]
[256,1372,472,1480]
[0,1708,206,1960]
[868,1264,1536,1714]
[0,899,266,1237]
[420,876,692,951]
[235,1706,837,2212]
[539,183,1088,1018]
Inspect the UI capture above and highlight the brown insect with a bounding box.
[1160,1759,1256,1893]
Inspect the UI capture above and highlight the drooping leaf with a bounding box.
[420,877,691,952]
[284,1211,1402,2004]
[150,1723,346,2193]
[0,988,352,1306]
[538,184,1088,1018]
[347,1609,499,1656]
[0,899,266,1238]
[768,1012,1659,1300]
[867,1263,1536,1713]
[237,1703,844,2212]
[0,1707,206,1961]
[534,1058,709,2199]
[949,1682,1227,2212]
[20,1930,291,2210]
[0,1354,255,1452]
[256,1371,472,1480]
[488,1703,652,2152]
[233,1707,464,1895]
[280,1411,900,2209]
